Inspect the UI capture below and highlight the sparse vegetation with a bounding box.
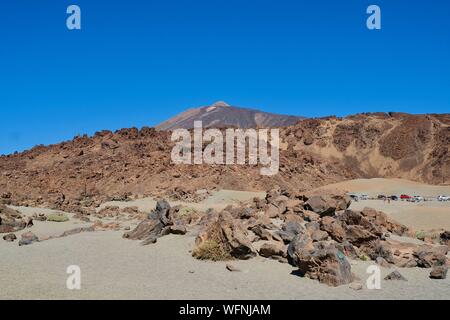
[178,207,196,217]
[192,240,232,261]
[47,213,69,222]
[359,254,369,261]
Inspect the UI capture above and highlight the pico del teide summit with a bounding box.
[155,101,305,131]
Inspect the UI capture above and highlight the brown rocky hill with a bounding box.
[0,112,449,210]
[156,101,304,130]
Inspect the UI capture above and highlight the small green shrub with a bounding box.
[47,213,69,222]
[359,254,369,261]
[415,230,426,240]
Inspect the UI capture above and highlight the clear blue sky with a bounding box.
[1,0,449,154]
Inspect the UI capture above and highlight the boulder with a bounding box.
[0,225,15,234]
[349,282,363,291]
[0,205,26,234]
[3,233,17,242]
[414,245,448,268]
[23,216,34,228]
[304,192,351,217]
[429,265,448,279]
[276,221,304,244]
[251,225,272,241]
[288,235,353,287]
[170,225,187,235]
[123,199,176,245]
[384,271,407,281]
[194,211,256,260]
[258,241,287,259]
[440,231,450,246]
[226,264,241,272]
[320,217,346,242]
[18,232,39,246]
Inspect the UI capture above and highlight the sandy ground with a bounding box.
[351,200,450,231]
[1,182,449,300]
[1,230,449,300]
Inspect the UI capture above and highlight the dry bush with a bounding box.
[192,240,232,261]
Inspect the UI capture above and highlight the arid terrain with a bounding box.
[0,183,449,300]
[1,110,450,300]
[0,112,449,212]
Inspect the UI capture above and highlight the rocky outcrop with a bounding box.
[288,234,353,287]
[190,187,449,287]
[1,113,449,210]
[0,204,26,234]
[429,265,448,279]
[194,211,256,260]
[123,200,186,245]
[304,192,351,217]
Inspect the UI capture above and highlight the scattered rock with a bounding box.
[429,265,448,279]
[3,233,17,242]
[18,231,39,246]
[349,282,363,291]
[58,226,95,238]
[440,231,450,246]
[414,245,448,268]
[288,235,353,287]
[124,200,178,245]
[384,271,407,281]
[304,192,351,217]
[226,264,241,272]
[258,241,287,259]
[170,225,187,235]
[23,216,34,228]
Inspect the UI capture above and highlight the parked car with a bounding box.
[349,194,359,201]
[413,196,424,202]
[437,195,450,201]
[377,195,386,200]
[400,194,412,200]
[360,194,369,200]
[389,195,398,201]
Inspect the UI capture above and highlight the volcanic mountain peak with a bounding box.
[155,102,304,131]
[210,101,230,108]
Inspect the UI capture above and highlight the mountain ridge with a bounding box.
[156,101,305,130]
[1,111,449,212]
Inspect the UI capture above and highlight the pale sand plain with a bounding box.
[1,182,449,300]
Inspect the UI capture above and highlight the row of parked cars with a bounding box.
[349,194,450,202]
[437,195,450,201]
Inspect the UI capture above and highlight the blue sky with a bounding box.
[0,0,449,154]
